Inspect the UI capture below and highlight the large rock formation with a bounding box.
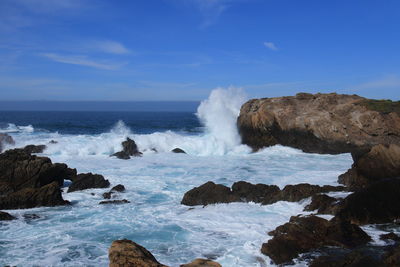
[0,182,69,209]
[260,215,371,264]
[109,239,167,267]
[338,144,400,189]
[0,133,14,152]
[181,181,344,206]
[237,93,400,154]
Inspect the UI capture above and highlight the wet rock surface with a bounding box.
[260,215,371,264]
[237,93,400,154]
[0,211,16,221]
[181,181,344,206]
[0,133,15,153]
[67,173,110,193]
[112,138,142,159]
[172,148,186,154]
[99,199,130,205]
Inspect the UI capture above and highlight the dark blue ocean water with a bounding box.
[0,111,201,135]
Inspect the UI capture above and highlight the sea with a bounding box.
[0,88,357,266]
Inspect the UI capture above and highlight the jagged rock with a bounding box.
[181,181,345,206]
[103,184,126,199]
[237,93,400,154]
[0,211,16,221]
[181,181,239,206]
[99,199,130,205]
[0,133,14,153]
[67,173,110,193]
[310,251,383,267]
[22,144,46,154]
[0,149,77,191]
[261,215,371,264]
[109,239,168,267]
[0,182,69,210]
[334,178,400,225]
[339,144,400,189]
[112,138,142,159]
[172,148,186,154]
[304,194,340,215]
[180,258,222,267]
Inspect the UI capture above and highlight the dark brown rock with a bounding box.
[261,215,370,264]
[172,148,186,154]
[99,199,130,205]
[310,251,383,267]
[67,173,110,193]
[112,138,142,159]
[180,258,221,267]
[109,239,168,267]
[181,181,239,206]
[0,149,77,191]
[22,144,46,154]
[237,93,400,154]
[339,144,400,189]
[0,211,16,220]
[335,178,400,225]
[0,133,14,153]
[231,181,280,203]
[380,232,400,242]
[111,184,125,192]
[304,194,341,215]
[272,184,345,204]
[0,182,69,210]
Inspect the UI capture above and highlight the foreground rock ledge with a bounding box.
[109,239,221,267]
[237,93,400,154]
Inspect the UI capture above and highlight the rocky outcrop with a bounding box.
[0,182,69,209]
[0,133,14,152]
[310,250,383,267]
[180,259,221,267]
[237,93,400,154]
[181,181,344,206]
[304,194,341,215]
[109,239,167,267]
[338,144,400,189]
[67,173,110,193]
[103,184,126,199]
[334,178,400,225]
[0,149,76,192]
[380,232,400,242]
[0,211,16,220]
[21,144,46,154]
[260,215,371,264]
[112,138,142,159]
[172,148,186,154]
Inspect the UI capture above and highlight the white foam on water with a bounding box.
[0,88,359,266]
[0,123,34,133]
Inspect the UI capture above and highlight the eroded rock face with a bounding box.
[109,239,167,267]
[260,215,371,265]
[180,258,222,267]
[67,173,110,193]
[181,181,344,206]
[339,144,400,189]
[0,182,69,210]
[0,133,14,153]
[334,178,400,225]
[237,93,400,154]
[0,149,76,192]
[112,138,142,159]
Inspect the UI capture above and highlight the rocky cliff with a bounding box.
[237,93,400,154]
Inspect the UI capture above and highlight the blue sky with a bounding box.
[0,0,399,101]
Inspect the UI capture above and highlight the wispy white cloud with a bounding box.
[264,42,278,51]
[352,75,400,90]
[91,40,131,55]
[41,53,125,70]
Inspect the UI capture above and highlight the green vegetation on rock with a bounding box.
[358,99,400,115]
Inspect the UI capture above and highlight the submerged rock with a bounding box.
[0,182,69,210]
[0,211,16,221]
[181,181,344,206]
[103,184,126,199]
[180,258,222,267]
[67,173,110,193]
[0,133,14,153]
[99,199,130,205]
[334,178,400,225]
[112,138,142,159]
[237,93,400,154]
[172,148,186,154]
[380,232,400,242]
[260,215,371,264]
[109,239,168,267]
[339,144,400,189]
